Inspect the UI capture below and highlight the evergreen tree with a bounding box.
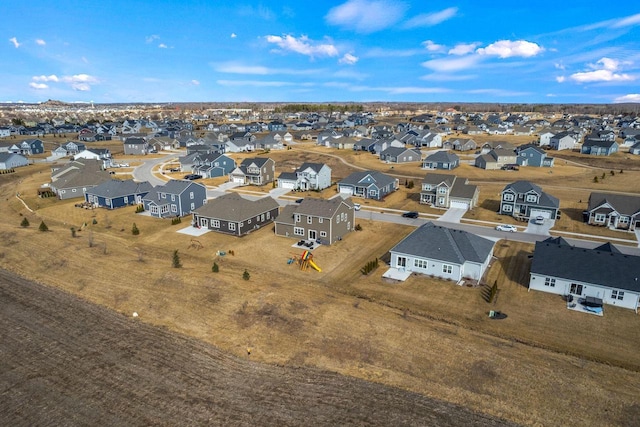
[20,217,29,227]
[38,221,48,232]
[172,250,182,268]
[132,223,140,235]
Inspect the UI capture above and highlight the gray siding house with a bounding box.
[337,170,399,201]
[500,180,559,219]
[585,192,640,231]
[85,180,154,209]
[123,137,150,155]
[0,152,29,170]
[142,180,207,218]
[420,173,478,210]
[422,151,460,170]
[581,139,618,156]
[49,159,111,200]
[516,145,555,167]
[379,147,422,164]
[388,222,495,282]
[229,157,276,186]
[277,162,332,191]
[275,197,356,245]
[549,132,576,150]
[192,193,279,236]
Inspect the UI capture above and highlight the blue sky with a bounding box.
[2,1,640,104]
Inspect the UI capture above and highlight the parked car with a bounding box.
[533,216,545,225]
[183,174,202,180]
[402,211,419,218]
[353,203,361,211]
[295,198,304,204]
[495,224,517,232]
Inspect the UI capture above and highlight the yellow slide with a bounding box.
[308,259,322,272]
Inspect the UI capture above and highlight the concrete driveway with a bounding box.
[438,207,467,223]
[524,218,555,235]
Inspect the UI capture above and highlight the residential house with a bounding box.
[10,139,44,155]
[448,138,477,151]
[74,148,112,168]
[474,148,517,170]
[192,153,236,178]
[123,137,150,155]
[337,170,399,201]
[277,162,331,191]
[585,192,640,231]
[581,139,618,156]
[142,179,207,218]
[52,141,86,157]
[229,157,276,186]
[49,159,111,200]
[413,131,442,148]
[630,141,640,155]
[379,147,422,164]
[499,180,560,220]
[516,144,555,167]
[192,193,279,236]
[549,132,577,150]
[85,179,153,209]
[529,237,640,312]
[274,196,355,245]
[420,173,479,210]
[388,222,495,282]
[0,152,29,170]
[538,130,555,147]
[422,151,459,170]
[479,141,514,154]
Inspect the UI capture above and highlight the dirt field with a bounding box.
[2,143,640,426]
[0,269,514,427]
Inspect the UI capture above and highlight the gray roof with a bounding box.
[294,197,353,218]
[278,171,298,180]
[424,151,459,163]
[87,179,153,198]
[380,146,420,156]
[587,192,640,216]
[194,193,279,221]
[160,179,205,195]
[583,139,617,148]
[531,240,640,293]
[339,170,396,188]
[0,152,26,162]
[503,181,559,209]
[390,222,494,265]
[422,173,455,187]
[240,157,272,168]
[450,178,478,199]
[298,162,326,173]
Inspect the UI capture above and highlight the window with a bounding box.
[266,212,270,219]
[320,231,327,237]
[438,197,445,205]
[318,217,323,224]
[161,205,169,213]
[336,216,340,224]
[414,259,428,269]
[544,277,556,287]
[526,194,538,203]
[307,216,313,224]
[72,188,77,192]
[171,204,177,213]
[294,227,304,236]
[438,187,447,194]
[424,184,432,191]
[503,193,514,201]
[162,193,166,199]
[260,214,265,222]
[619,216,629,224]
[294,214,301,223]
[502,204,513,212]
[594,213,606,222]
[150,206,159,214]
[570,283,583,295]
[229,223,236,231]
[190,203,195,210]
[212,220,220,228]
[190,192,194,199]
[171,194,175,201]
[611,290,624,300]
[442,264,453,274]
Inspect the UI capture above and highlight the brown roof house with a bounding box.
[192,193,279,236]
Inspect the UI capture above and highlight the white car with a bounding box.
[353,203,361,211]
[495,224,517,232]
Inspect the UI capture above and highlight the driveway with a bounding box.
[438,207,467,223]
[268,187,292,198]
[524,218,555,235]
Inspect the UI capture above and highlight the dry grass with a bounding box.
[2,140,640,426]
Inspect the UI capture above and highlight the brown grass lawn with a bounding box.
[3,140,640,426]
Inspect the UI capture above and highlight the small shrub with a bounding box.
[70,227,76,238]
[38,221,48,232]
[20,217,29,227]
[242,269,250,280]
[360,258,379,275]
[92,218,98,225]
[620,169,623,174]
[355,223,362,231]
[135,204,145,213]
[131,223,140,235]
[610,170,615,176]
[172,250,182,268]
[212,262,219,273]
[601,172,606,180]
[593,176,598,183]
[407,180,415,189]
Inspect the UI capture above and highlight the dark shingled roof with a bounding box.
[194,193,279,222]
[587,192,640,216]
[390,222,494,265]
[531,240,640,293]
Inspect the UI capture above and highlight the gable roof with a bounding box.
[503,181,559,208]
[340,170,396,187]
[391,222,494,265]
[531,240,640,292]
[422,173,455,187]
[194,193,279,221]
[87,179,153,198]
[424,151,459,163]
[298,162,326,173]
[293,197,353,218]
[159,179,205,195]
[240,157,272,168]
[587,192,640,216]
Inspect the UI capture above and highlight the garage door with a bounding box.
[530,209,552,219]
[339,186,354,195]
[449,200,469,210]
[279,181,295,189]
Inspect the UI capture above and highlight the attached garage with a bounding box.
[449,200,469,210]
[339,186,354,195]
[530,208,552,219]
[279,181,296,189]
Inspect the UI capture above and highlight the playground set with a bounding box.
[288,250,321,272]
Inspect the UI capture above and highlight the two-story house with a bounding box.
[581,139,619,156]
[123,137,150,155]
[499,180,560,220]
[549,132,577,150]
[275,197,356,245]
[337,170,399,201]
[192,153,236,178]
[142,179,207,218]
[74,148,113,168]
[10,139,44,155]
[420,173,479,210]
[516,144,555,167]
[474,148,517,170]
[585,192,640,231]
[229,157,275,186]
[277,162,331,191]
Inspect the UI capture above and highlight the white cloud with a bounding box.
[35,39,46,46]
[217,80,297,87]
[422,40,445,52]
[554,62,565,70]
[146,35,160,43]
[448,43,478,56]
[325,0,407,33]
[339,53,359,65]
[61,74,98,84]
[71,83,91,91]
[420,73,475,82]
[158,43,168,48]
[214,62,322,76]
[556,76,566,83]
[421,55,480,72]
[191,80,200,85]
[611,13,640,28]
[33,75,60,82]
[614,94,640,103]
[230,33,237,38]
[404,7,458,28]
[476,40,544,58]
[568,57,634,83]
[29,82,48,90]
[9,37,20,48]
[363,47,424,58]
[265,34,338,58]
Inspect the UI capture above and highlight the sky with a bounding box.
[2,1,640,104]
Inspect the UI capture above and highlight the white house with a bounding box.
[529,237,640,312]
[387,222,495,282]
